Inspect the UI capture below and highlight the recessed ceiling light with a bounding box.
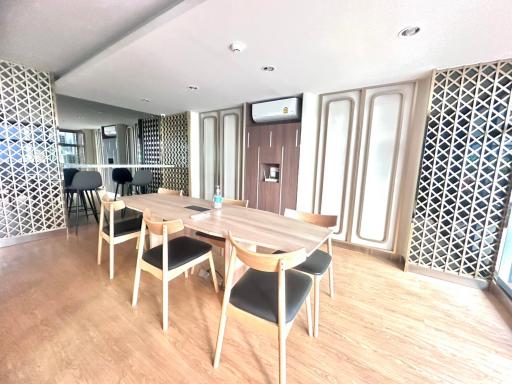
[262,65,276,72]
[398,26,420,37]
[187,85,199,90]
[229,41,247,53]
[141,98,152,103]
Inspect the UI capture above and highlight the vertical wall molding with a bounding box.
[408,59,512,282]
[0,60,65,241]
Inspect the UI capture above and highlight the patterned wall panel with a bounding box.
[139,117,161,193]
[408,60,512,281]
[160,112,189,195]
[0,60,65,240]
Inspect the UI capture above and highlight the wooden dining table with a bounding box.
[122,193,332,277]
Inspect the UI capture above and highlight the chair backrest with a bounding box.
[132,169,153,186]
[112,168,133,183]
[63,168,79,187]
[228,232,306,272]
[284,208,337,228]
[70,171,103,190]
[142,209,184,237]
[101,194,125,212]
[157,187,183,196]
[223,198,249,208]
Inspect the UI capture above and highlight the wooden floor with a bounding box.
[0,223,511,384]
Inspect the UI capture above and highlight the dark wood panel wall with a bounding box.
[244,104,300,214]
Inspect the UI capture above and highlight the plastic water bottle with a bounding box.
[213,185,223,209]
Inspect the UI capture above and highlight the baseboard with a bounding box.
[332,240,402,263]
[406,263,489,289]
[0,227,67,248]
[489,280,512,319]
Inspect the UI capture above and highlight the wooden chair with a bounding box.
[157,187,183,196]
[281,208,337,337]
[131,209,219,331]
[213,232,313,384]
[97,194,142,279]
[195,198,248,276]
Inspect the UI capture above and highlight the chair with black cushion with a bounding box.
[63,168,79,215]
[278,208,337,338]
[97,194,142,279]
[131,169,153,194]
[157,187,183,196]
[195,198,249,278]
[70,171,103,235]
[131,209,219,331]
[213,232,313,384]
[112,168,133,200]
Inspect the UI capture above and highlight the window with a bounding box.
[58,130,85,164]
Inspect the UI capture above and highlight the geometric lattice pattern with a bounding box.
[408,59,512,281]
[139,113,190,195]
[161,113,189,195]
[140,117,162,193]
[0,60,65,239]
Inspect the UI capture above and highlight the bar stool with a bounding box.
[213,232,313,384]
[63,168,79,215]
[112,168,133,200]
[278,209,337,337]
[131,169,153,194]
[97,194,143,279]
[69,171,103,235]
[131,209,219,331]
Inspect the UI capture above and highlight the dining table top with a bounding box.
[121,193,331,255]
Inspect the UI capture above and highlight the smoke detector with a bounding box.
[229,41,247,53]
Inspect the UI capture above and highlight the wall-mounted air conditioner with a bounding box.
[251,97,301,123]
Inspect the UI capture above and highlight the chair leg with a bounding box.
[190,266,195,275]
[208,254,219,293]
[75,191,79,236]
[132,260,142,307]
[184,269,189,278]
[305,293,313,337]
[80,191,89,219]
[213,302,228,368]
[314,275,320,338]
[278,312,287,384]
[97,235,103,265]
[162,278,169,331]
[109,241,115,279]
[329,263,334,298]
[114,183,119,201]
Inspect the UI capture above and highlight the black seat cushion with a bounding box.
[274,249,332,276]
[142,236,212,270]
[103,217,142,237]
[230,269,312,324]
[195,231,224,242]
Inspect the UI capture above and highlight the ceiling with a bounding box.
[3,0,512,115]
[56,95,153,130]
[0,0,183,74]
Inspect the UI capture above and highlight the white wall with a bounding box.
[296,92,320,212]
[395,75,431,259]
[188,111,200,198]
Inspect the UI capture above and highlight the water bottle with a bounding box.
[213,185,223,209]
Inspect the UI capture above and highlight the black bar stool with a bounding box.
[130,169,153,194]
[70,171,103,235]
[112,168,133,200]
[63,168,79,215]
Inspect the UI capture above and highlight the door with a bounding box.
[200,107,243,200]
[318,91,360,241]
[350,83,415,250]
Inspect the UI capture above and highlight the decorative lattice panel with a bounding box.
[408,60,512,281]
[160,113,189,195]
[0,60,65,239]
[140,117,161,193]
